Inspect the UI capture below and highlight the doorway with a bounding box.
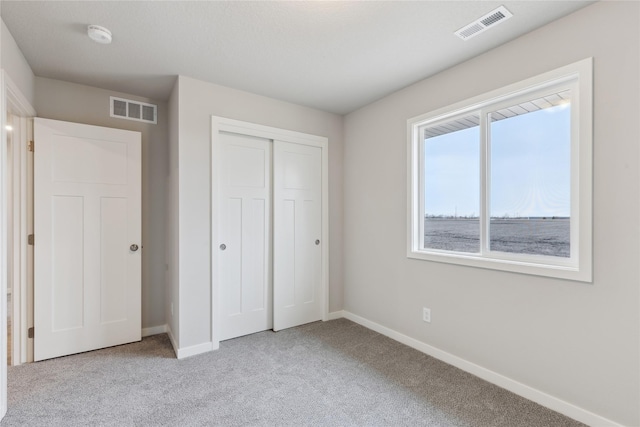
[2,76,35,370]
[5,110,33,368]
[211,117,329,346]
[1,70,36,420]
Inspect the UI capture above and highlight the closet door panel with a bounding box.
[218,132,272,341]
[273,140,322,331]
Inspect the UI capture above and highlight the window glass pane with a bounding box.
[489,90,571,257]
[423,114,480,253]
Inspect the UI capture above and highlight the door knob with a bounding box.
[130,244,139,252]
[315,239,320,245]
[220,244,227,250]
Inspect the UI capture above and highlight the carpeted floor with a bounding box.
[2,319,585,426]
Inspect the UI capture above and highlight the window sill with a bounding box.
[407,249,591,283]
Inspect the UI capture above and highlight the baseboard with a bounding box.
[341,311,621,427]
[166,324,179,358]
[175,341,214,359]
[164,324,214,359]
[141,324,168,337]
[325,310,345,321]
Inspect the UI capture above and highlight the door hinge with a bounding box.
[28,234,34,245]
[28,140,34,152]
[28,327,34,339]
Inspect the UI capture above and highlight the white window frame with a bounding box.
[407,58,593,282]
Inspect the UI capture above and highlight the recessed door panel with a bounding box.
[301,200,317,304]
[227,145,266,188]
[283,151,316,190]
[223,197,243,316]
[280,199,296,308]
[245,199,267,312]
[51,135,127,184]
[51,195,84,331]
[100,197,128,324]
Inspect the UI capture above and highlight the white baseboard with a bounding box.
[176,341,214,359]
[341,311,621,427]
[166,324,179,358]
[325,310,345,321]
[141,324,168,337]
[164,324,214,359]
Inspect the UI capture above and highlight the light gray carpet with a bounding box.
[2,319,585,426]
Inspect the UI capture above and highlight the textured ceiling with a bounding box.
[0,1,594,114]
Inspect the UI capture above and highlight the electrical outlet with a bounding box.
[422,307,431,323]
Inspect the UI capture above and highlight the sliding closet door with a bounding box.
[273,140,322,331]
[217,132,272,341]
[213,117,327,343]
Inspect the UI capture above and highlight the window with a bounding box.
[408,58,592,282]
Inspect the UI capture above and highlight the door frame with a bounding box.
[1,70,36,419]
[210,116,329,348]
[8,106,33,367]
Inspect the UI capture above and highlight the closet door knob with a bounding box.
[130,244,139,252]
[315,240,320,245]
[220,244,227,250]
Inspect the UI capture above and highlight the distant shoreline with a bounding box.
[425,217,570,220]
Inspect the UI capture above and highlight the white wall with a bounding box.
[0,19,35,107]
[166,79,179,344]
[173,75,344,349]
[342,2,639,425]
[34,77,169,331]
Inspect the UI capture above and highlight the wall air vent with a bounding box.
[110,96,157,124]
[455,6,513,41]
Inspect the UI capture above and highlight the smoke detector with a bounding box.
[455,6,513,40]
[87,25,112,44]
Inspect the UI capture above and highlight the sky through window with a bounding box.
[424,104,570,218]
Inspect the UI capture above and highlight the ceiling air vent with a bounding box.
[110,96,157,124]
[455,6,513,41]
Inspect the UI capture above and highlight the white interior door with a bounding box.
[218,132,272,341]
[273,140,322,331]
[34,118,141,361]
